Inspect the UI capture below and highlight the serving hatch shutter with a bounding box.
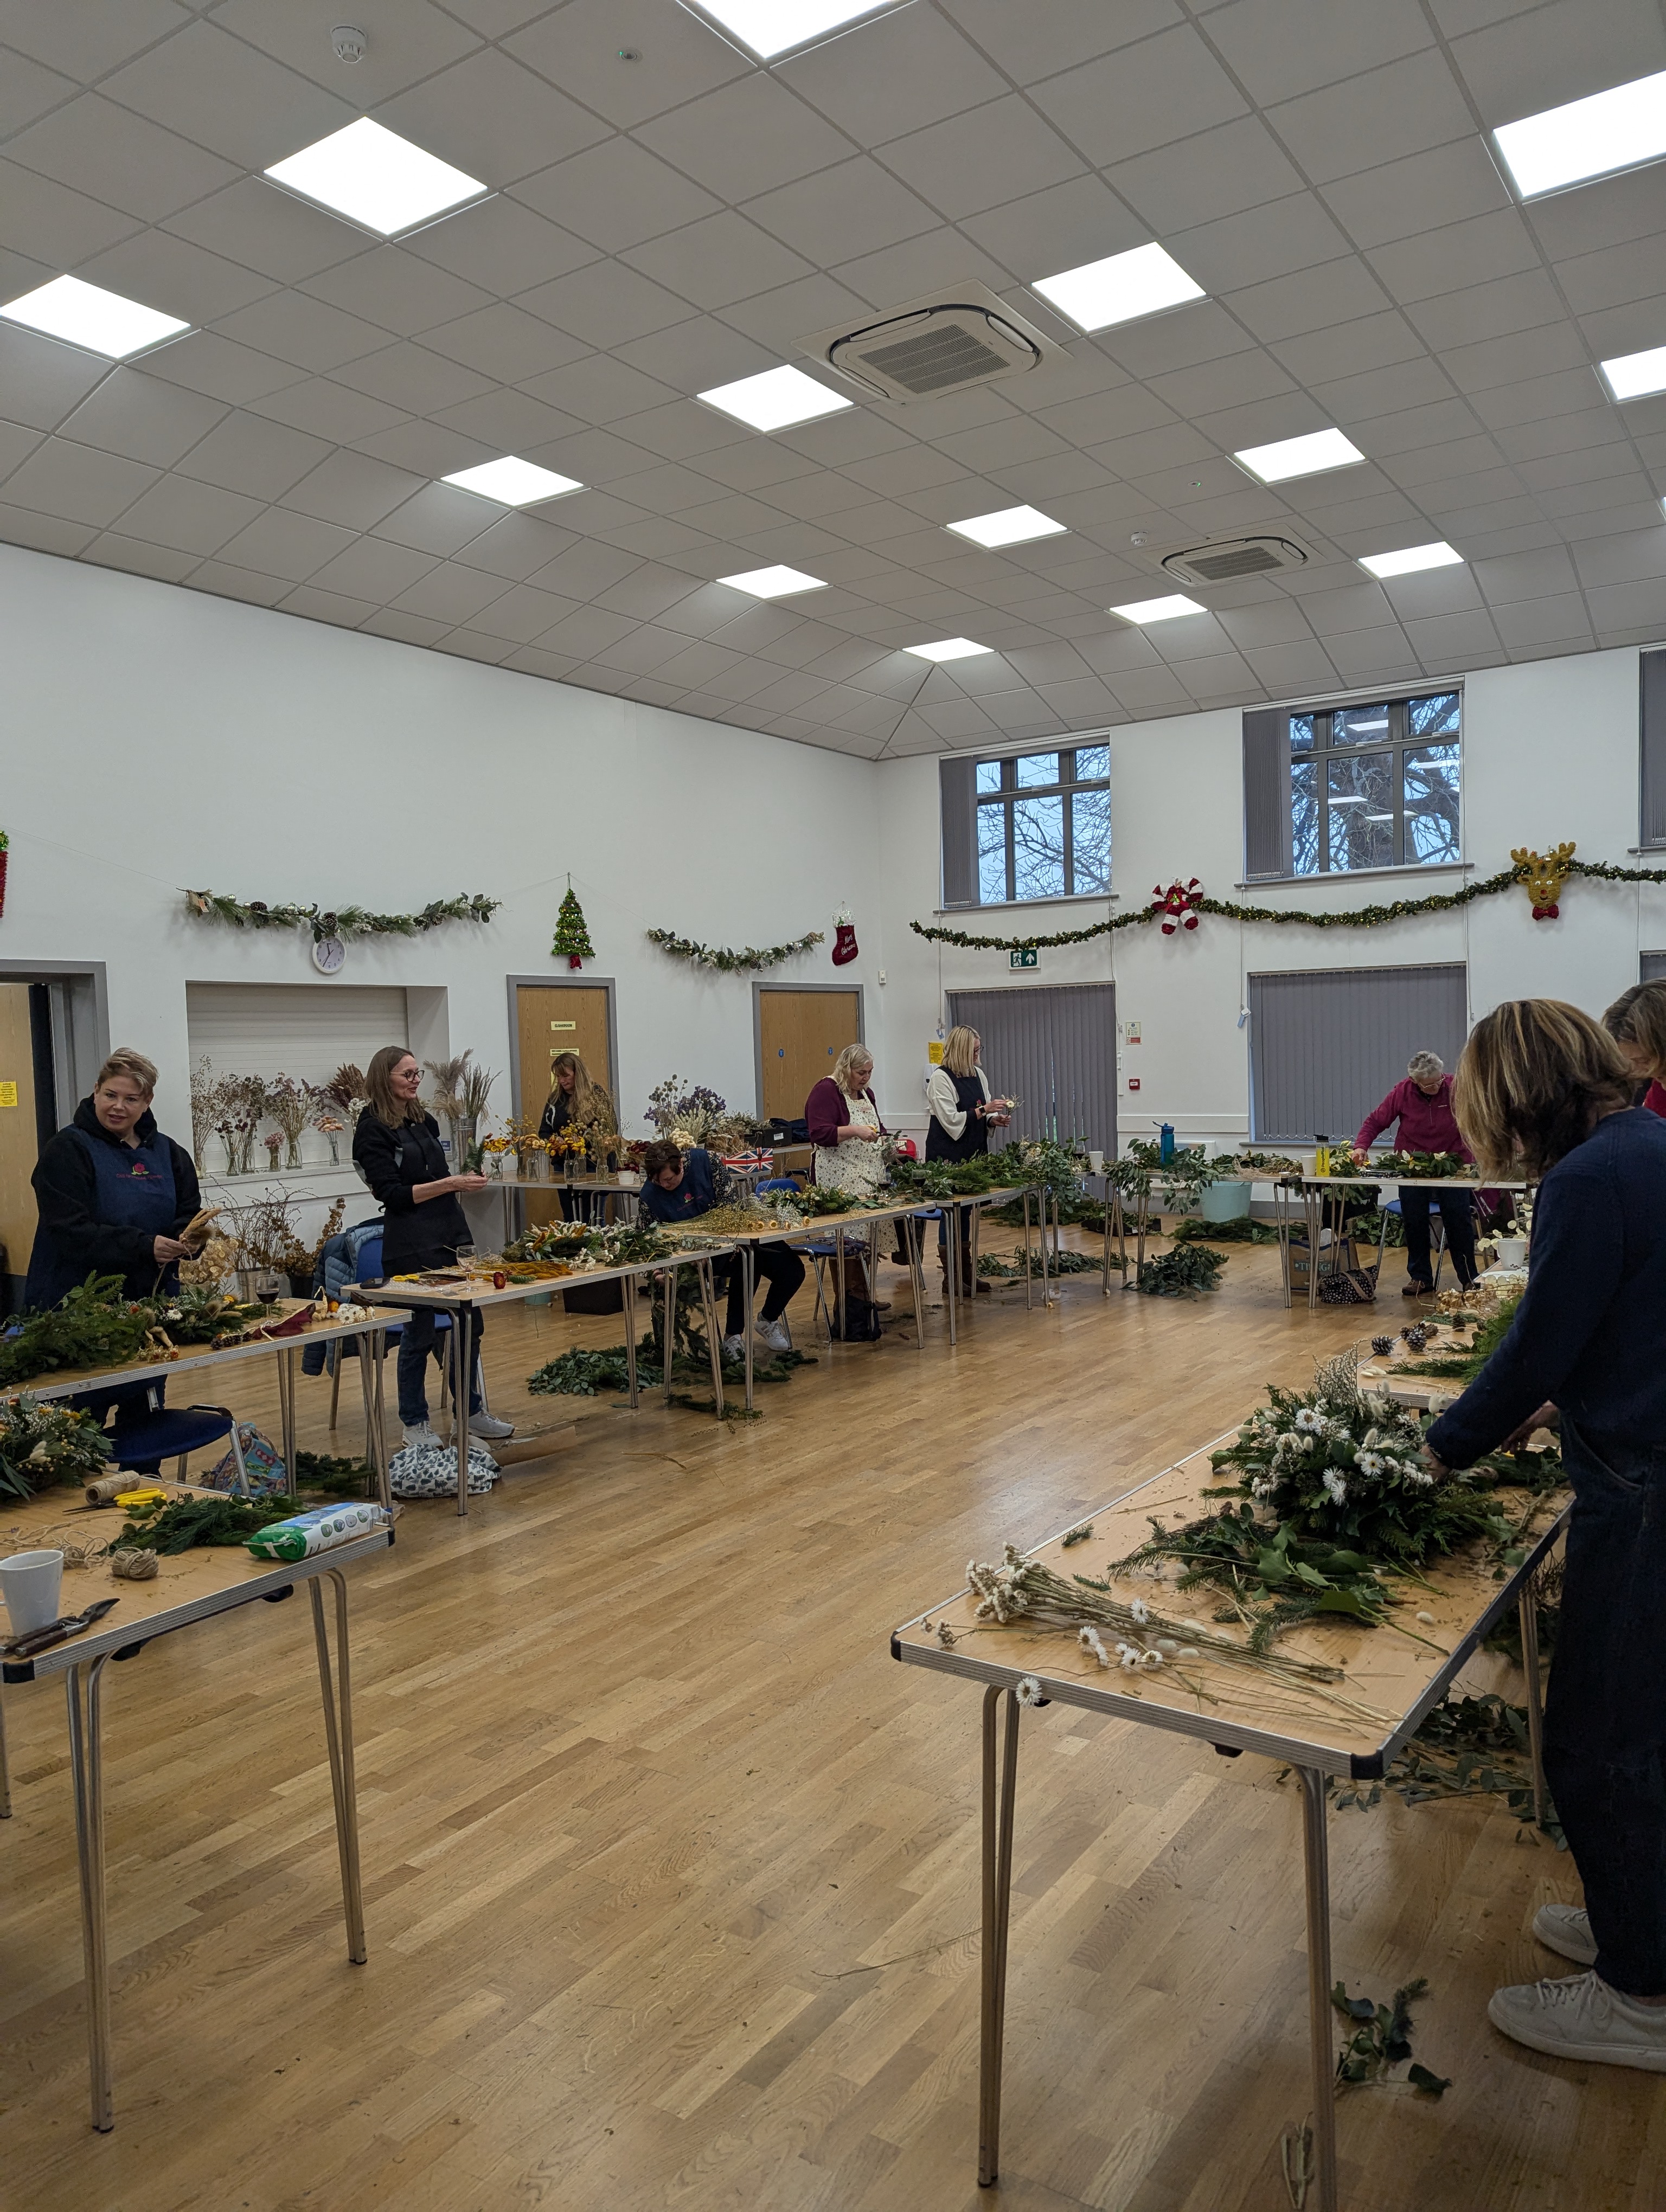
[1642,650,1666,850]
[1242,708,1290,880]
[185,982,408,1085]
[1248,963,1467,1143]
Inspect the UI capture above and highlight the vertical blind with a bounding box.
[946,983,1117,1153]
[1642,649,1666,851]
[939,758,978,908]
[186,983,409,1084]
[1248,964,1468,1142]
[1642,952,1666,983]
[1242,706,1290,880]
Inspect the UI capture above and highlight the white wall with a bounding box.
[0,543,883,1231]
[876,642,1663,1152]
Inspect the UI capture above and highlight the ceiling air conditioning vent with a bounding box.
[1162,536,1309,586]
[803,284,1061,404]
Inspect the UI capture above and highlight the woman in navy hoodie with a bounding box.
[1354,1047,1477,1294]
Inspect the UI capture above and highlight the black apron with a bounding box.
[381,1120,470,1274]
[926,1071,989,1164]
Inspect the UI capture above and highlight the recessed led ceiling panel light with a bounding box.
[1032,241,1205,334]
[1495,68,1666,198]
[0,274,189,359]
[946,505,1067,549]
[1357,542,1464,579]
[697,364,853,433]
[905,638,990,661]
[1109,595,1205,623]
[717,565,827,597]
[1599,345,1666,401]
[441,458,582,506]
[265,118,488,239]
[1233,428,1365,483]
[689,0,899,61]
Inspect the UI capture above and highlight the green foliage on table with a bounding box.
[0,1275,155,1387]
[789,1181,896,1216]
[1135,1245,1226,1296]
[1366,1149,1473,1179]
[504,1221,671,1266]
[1107,1138,1231,1218]
[113,1492,296,1553]
[1396,1294,1521,1379]
[0,1397,111,1502]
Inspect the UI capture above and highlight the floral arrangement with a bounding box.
[264,1075,310,1168]
[0,1397,111,1502]
[1355,1149,1473,1179]
[645,926,823,973]
[644,1076,728,1142]
[504,1220,671,1269]
[1107,1136,1230,1213]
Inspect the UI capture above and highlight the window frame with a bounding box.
[947,742,1111,910]
[1245,689,1462,884]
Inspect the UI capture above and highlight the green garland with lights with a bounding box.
[185,889,500,942]
[912,856,1666,951]
[645,926,824,973]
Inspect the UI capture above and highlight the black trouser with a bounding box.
[1543,1418,1666,1996]
[717,1246,805,1335]
[396,1307,484,1424]
[1399,1186,1475,1284]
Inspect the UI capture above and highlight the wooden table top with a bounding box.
[357,1245,732,1310]
[894,1430,1566,1778]
[0,1489,392,1683]
[0,1301,390,1404]
[689,1185,1030,1244]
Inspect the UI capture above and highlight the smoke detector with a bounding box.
[332,24,366,62]
[1161,535,1309,586]
[801,283,1062,404]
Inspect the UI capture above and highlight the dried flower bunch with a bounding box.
[0,1397,111,1502]
[644,1076,728,1143]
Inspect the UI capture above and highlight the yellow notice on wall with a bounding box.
[927,1041,944,1065]
[0,1082,16,1107]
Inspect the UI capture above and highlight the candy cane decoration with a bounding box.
[1153,877,1202,934]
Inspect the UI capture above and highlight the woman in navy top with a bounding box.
[1425,999,1666,2071]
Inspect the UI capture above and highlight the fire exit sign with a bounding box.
[1009,948,1038,969]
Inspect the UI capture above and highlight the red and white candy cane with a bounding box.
[1152,877,1202,934]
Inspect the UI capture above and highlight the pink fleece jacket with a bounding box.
[1355,1075,1471,1159]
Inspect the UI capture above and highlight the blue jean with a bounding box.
[396,1308,483,1425]
[1542,1416,1666,1996]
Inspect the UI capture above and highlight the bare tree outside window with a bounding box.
[969,745,1110,905]
[1289,694,1460,875]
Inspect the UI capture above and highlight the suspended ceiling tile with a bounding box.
[174,409,330,499]
[0,48,80,138]
[944,0,1180,85]
[421,300,588,384]
[0,0,185,78]
[1208,0,1434,104]
[512,138,721,256]
[210,291,394,375]
[783,2,1005,144]
[369,481,505,557]
[388,48,613,185]
[744,156,939,266]
[7,94,240,223]
[386,559,512,625]
[1490,593,1595,647]
[516,259,694,352]
[466,580,582,645]
[1320,137,1515,253]
[405,195,599,297]
[1242,640,1343,694]
[1029,26,1247,166]
[183,558,292,607]
[1324,623,1416,675]
[0,419,43,479]
[624,211,814,312]
[960,173,1145,282]
[275,582,379,629]
[450,508,580,582]
[304,535,441,604]
[1446,0,1666,126]
[431,386,586,457]
[0,323,119,432]
[300,246,496,339]
[0,157,146,265]
[104,472,263,555]
[210,504,358,582]
[1,436,159,525]
[140,330,310,406]
[279,449,427,531]
[56,369,226,468]
[879,98,1086,223]
[330,340,498,416]
[160,176,366,287]
[246,376,412,446]
[1267,49,1477,184]
[0,499,97,556]
[75,228,278,329]
[1267,310,1430,385]
[81,531,199,584]
[639,74,856,204]
[1228,258,1394,345]
[99,19,350,169]
[212,0,483,101]
[504,0,752,132]
[360,606,454,648]
[434,628,517,665]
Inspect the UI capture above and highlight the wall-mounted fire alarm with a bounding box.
[1126,1076,1142,1092]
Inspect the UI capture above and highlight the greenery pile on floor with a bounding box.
[1331,1692,1564,1848]
[294,1449,380,1497]
[1348,1207,1406,1248]
[977,1248,1112,1278]
[1135,1245,1226,1296]
[1170,1216,1283,1245]
[1332,1978,1451,2094]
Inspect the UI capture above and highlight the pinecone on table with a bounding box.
[1402,1323,1430,1351]
[1370,1335,1393,1357]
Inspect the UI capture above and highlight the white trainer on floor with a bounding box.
[722,1333,747,1361]
[468,1411,515,1440]
[1488,1970,1666,2069]
[401,1421,438,1449]
[1535,1902,1597,1965]
[755,1317,791,1353]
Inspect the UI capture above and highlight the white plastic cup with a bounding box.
[616,1169,642,1189]
[1088,1149,1105,1175]
[1,1549,65,1635]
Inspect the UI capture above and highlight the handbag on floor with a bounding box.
[200,1424,289,1496]
[828,1294,883,1342]
[387,1439,499,1497]
[1318,1265,1378,1304]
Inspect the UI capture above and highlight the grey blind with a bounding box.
[940,757,978,907]
[946,983,1117,1153]
[1243,707,1290,879]
[1643,953,1666,982]
[1248,963,1468,1143]
[186,982,408,1083]
[1643,650,1666,850]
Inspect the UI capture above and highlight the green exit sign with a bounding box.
[1009,947,1039,969]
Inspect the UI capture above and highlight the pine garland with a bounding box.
[912,855,1666,952]
[645,926,824,973]
[184,889,499,941]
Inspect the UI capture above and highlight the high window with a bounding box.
[1244,692,1460,882]
[939,744,1110,908]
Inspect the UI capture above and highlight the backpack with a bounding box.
[829,1294,883,1342]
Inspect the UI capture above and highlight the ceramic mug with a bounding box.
[1494,1235,1527,1266]
[1,1548,65,1635]
[1088,1149,1105,1175]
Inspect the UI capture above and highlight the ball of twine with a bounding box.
[111,1548,159,1581]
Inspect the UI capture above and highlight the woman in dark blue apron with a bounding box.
[25,1046,204,1445]
[924,1026,1010,1296]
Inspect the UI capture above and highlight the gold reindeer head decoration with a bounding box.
[1510,842,1577,920]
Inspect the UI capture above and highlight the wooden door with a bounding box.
[0,984,41,1290]
[515,985,614,1227]
[759,988,862,1123]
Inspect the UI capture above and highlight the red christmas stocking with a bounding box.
[832,916,858,966]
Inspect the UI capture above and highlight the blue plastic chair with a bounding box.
[1381,1196,1449,1289]
[110,1397,251,1489]
[326,1232,454,1435]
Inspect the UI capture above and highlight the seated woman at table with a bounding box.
[639,1139,804,1356]
[806,1044,890,1304]
[26,1047,207,1452]
[353,1045,513,1451]
[539,1049,618,1221]
[1422,999,1666,2069]
[925,1025,1011,1296]
[1353,1049,1478,1295]
[1603,980,1666,1117]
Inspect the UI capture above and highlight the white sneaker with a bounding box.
[468,1411,515,1440]
[755,1317,791,1354]
[1488,1970,1666,2070]
[722,1334,747,1361]
[401,1422,438,1449]
[1534,1902,1598,1966]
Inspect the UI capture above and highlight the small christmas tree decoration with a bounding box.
[552,884,594,970]
[831,904,858,966]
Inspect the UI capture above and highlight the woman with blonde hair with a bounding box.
[925,1026,1010,1295]
[539,1048,618,1221]
[1603,978,1666,1118]
[805,1043,888,1329]
[353,1044,510,1451]
[1424,1000,1666,2068]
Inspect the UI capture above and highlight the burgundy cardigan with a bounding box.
[805,1076,887,1160]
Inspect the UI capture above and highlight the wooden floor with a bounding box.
[2,1236,1652,2212]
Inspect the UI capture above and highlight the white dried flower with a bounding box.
[1139,1649,1164,1669]
[1130,1597,1150,1625]
[1415,1611,1436,1625]
[1015,1675,1043,1707]
[1355,1451,1385,1481]
[1116,1643,1139,1669]
[1079,1625,1110,1668]
[1295,1407,1324,1433]
[936,1621,957,1647]
[1321,1469,1348,1507]
[1177,1647,1200,1660]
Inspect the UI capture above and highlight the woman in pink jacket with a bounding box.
[1354,1049,1478,1295]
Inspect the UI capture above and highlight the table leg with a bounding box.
[1297,1766,1339,2212]
[905,1213,926,1342]
[624,1271,639,1410]
[1305,1186,1322,1313]
[835,1229,847,1343]
[663,1266,675,1407]
[978,1682,1022,2189]
[0,1686,10,1817]
[66,1653,114,2131]
[1518,1578,1549,1828]
[744,1244,755,1414]
[945,1206,959,1347]
[452,1303,471,1517]
[309,1568,367,1965]
[355,1329,392,1513]
[698,1259,725,1420]
[1022,1189,1033,1310]
[278,1343,298,1499]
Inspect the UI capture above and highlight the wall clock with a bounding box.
[311,934,345,975]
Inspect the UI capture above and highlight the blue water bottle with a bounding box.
[1159,1122,1175,1164]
